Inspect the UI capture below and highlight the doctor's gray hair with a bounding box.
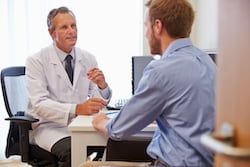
[47,6,76,30]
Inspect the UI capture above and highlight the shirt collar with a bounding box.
[53,43,75,63]
[162,38,193,60]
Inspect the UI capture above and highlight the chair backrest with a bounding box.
[1,66,59,165]
[1,66,28,117]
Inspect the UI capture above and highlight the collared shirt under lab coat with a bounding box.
[26,44,112,151]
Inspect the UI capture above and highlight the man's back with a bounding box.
[145,39,215,167]
[105,38,215,166]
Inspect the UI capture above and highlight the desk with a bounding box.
[68,113,157,167]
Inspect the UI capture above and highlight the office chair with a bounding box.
[1,66,58,167]
[106,133,153,162]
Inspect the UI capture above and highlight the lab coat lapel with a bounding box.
[74,53,88,88]
[49,53,73,88]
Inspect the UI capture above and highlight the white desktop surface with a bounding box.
[68,110,157,167]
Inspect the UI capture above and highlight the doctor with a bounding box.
[25,6,112,167]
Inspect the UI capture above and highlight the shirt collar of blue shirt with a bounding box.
[162,38,193,60]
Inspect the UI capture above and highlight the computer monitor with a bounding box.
[208,52,216,63]
[203,49,217,63]
[132,56,154,94]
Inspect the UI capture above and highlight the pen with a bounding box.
[105,111,119,116]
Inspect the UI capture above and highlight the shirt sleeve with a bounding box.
[99,86,112,101]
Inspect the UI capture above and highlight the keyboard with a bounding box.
[107,98,129,110]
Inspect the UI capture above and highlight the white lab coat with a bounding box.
[25,44,112,151]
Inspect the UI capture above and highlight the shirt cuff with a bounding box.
[69,104,77,118]
[99,86,111,99]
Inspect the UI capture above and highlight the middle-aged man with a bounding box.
[86,0,216,167]
[26,6,112,167]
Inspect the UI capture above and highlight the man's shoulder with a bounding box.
[29,45,53,57]
[26,45,55,66]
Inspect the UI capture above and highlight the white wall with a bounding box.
[193,0,218,50]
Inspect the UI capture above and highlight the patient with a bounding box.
[82,0,216,167]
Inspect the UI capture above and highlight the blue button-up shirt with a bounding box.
[106,38,216,167]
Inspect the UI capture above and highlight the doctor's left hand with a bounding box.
[87,67,108,89]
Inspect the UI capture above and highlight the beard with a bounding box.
[149,31,161,55]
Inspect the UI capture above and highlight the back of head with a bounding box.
[146,0,194,38]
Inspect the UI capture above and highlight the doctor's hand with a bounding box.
[92,112,109,136]
[87,67,108,89]
[75,98,107,115]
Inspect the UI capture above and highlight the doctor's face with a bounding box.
[49,12,78,53]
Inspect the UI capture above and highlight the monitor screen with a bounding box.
[208,52,216,63]
[132,56,154,94]
[203,49,217,63]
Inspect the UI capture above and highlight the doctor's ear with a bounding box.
[48,28,56,39]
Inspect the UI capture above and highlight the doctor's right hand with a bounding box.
[75,98,107,115]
